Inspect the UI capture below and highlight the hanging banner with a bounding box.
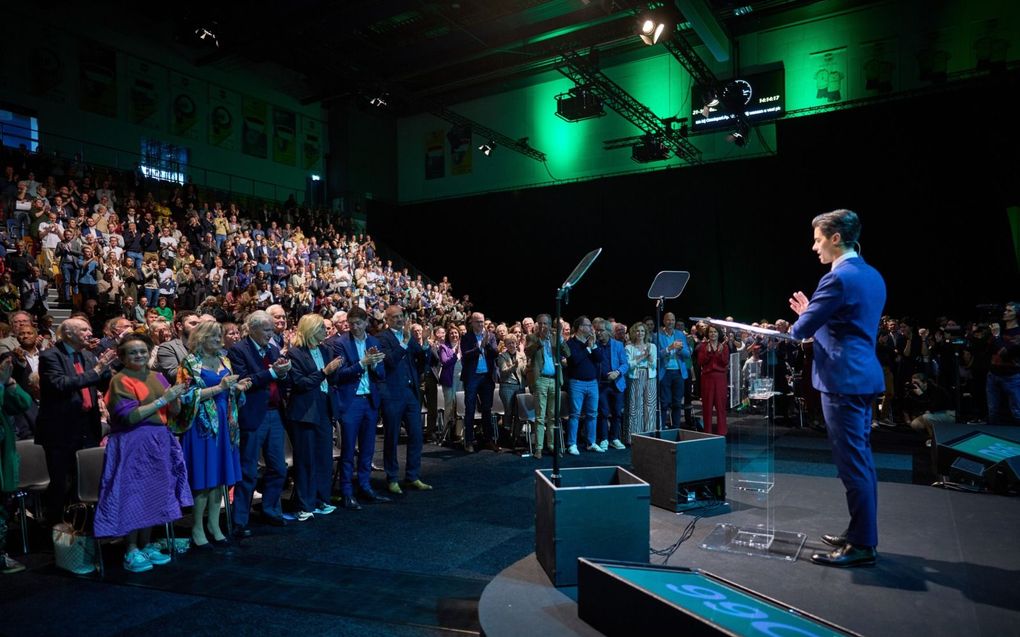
[425,129,444,180]
[169,72,205,141]
[809,48,848,104]
[125,56,166,129]
[79,41,118,117]
[208,84,241,150]
[301,117,322,170]
[27,38,73,105]
[241,96,268,158]
[448,125,472,176]
[272,107,296,166]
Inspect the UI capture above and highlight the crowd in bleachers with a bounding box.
[0,143,1016,576]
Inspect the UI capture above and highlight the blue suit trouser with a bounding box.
[597,384,624,443]
[463,372,495,444]
[821,392,879,548]
[340,396,378,496]
[659,368,685,428]
[382,387,424,483]
[233,409,287,526]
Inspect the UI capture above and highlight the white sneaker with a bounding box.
[313,503,337,515]
[587,444,606,453]
[567,444,580,456]
[141,544,171,566]
[609,439,626,450]
[1,553,26,574]
[599,440,609,451]
[295,511,313,521]
[124,549,153,573]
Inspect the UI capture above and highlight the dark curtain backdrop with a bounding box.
[372,75,1019,327]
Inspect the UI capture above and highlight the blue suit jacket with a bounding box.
[600,338,630,392]
[790,256,886,395]
[330,332,386,411]
[286,344,341,425]
[460,331,499,383]
[657,329,691,380]
[228,337,289,431]
[376,329,430,401]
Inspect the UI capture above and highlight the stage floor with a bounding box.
[479,473,1020,637]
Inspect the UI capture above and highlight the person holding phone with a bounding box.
[331,306,388,510]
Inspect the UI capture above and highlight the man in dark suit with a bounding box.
[228,310,292,537]
[377,305,432,496]
[789,209,886,568]
[461,312,500,453]
[595,319,629,450]
[35,317,117,523]
[330,306,389,510]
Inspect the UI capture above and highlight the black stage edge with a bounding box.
[479,473,1020,637]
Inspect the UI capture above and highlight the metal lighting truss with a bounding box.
[555,49,701,164]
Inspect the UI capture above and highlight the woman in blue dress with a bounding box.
[173,321,251,548]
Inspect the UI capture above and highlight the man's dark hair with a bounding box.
[812,208,861,247]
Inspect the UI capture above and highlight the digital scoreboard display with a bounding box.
[691,66,786,133]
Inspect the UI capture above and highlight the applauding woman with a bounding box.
[174,321,251,549]
[696,325,730,436]
[286,314,342,520]
[624,322,657,442]
[94,334,191,573]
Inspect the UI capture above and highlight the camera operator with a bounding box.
[904,372,953,446]
[963,322,993,422]
[987,302,1020,425]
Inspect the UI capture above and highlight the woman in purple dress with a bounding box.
[94,334,191,573]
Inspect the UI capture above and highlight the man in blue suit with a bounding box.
[330,306,389,510]
[228,310,292,538]
[377,304,433,495]
[789,209,886,568]
[595,319,630,450]
[461,312,500,453]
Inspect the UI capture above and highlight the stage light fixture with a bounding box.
[631,135,671,163]
[727,119,750,147]
[639,18,667,45]
[555,85,606,122]
[478,141,494,156]
[194,25,220,48]
[369,94,388,107]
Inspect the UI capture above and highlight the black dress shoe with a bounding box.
[821,533,847,548]
[210,537,230,548]
[262,514,287,527]
[232,526,253,539]
[341,495,362,511]
[483,441,501,453]
[810,543,877,568]
[359,490,391,504]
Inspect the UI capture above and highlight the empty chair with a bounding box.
[14,440,50,554]
[514,393,537,456]
[75,447,106,577]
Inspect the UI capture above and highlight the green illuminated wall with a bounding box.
[397,0,1017,203]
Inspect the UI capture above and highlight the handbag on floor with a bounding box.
[52,503,97,575]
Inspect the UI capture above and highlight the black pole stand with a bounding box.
[551,248,602,486]
[647,271,691,433]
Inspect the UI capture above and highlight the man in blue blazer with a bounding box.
[460,312,500,453]
[595,319,630,450]
[789,209,886,568]
[377,305,433,495]
[228,310,292,537]
[330,306,389,510]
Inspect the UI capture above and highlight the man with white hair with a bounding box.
[35,317,118,523]
[229,310,292,536]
